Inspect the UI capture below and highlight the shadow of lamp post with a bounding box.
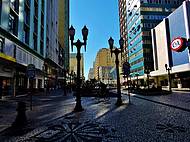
[69,25,88,112]
[165,64,172,92]
[108,37,124,106]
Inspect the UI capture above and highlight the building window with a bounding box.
[34,0,38,17]
[34,18,38,34]
[41,0,44,12]
[41,12,44,27]
[8,14,18,36]
[0,37,4,53]
[40,41,43,55]
[33,34,37,51]
[10,0,19,13]
[8,14,14,32]
[24,4,30,25]
[24,25,29,45]
[41,28,44,40]
[25,0,30,7]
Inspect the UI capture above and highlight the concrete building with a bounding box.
[58,0,69,70]
[45,0,61,89]
[45,0,69,89]
[151,0,190,89]
[70,53,84,78]
[0,0,47,96]
[0,0,69,96]
[94,48,115,80]
[126,0,184,81]
[88,68,94,80]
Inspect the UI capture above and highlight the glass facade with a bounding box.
[127,0,184,76]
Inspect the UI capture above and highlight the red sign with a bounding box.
[170,37,187,52]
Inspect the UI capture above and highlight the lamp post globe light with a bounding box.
[69,25,88,112]
[165,64,172,92]
[108,37,124,106]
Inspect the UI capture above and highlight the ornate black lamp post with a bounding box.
[108,37,124,106]
[165,64,172,92]
[42,65,46,95]
[135,73,139,87]
[69,25,88,112]
[145,69,150,91]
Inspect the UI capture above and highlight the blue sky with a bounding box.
[70,0,120,78]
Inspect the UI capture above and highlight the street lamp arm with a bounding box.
[72,39,86,47]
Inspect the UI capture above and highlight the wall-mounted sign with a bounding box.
[170,37,187,52]
[27,64,36,79]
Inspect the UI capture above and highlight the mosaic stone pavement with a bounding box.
[1,93,190,142]
[9,112,120,142]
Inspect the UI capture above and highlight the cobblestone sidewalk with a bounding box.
[0,91,190,141]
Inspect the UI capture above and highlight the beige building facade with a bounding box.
[58,0,69,70]
[70,53,84,78]
[94,48,116,80]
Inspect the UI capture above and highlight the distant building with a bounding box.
[70,53,84,78]
[109,67,117,85]
[98,66,113,84]
[94,48,115,80]
[88,68,94,80]
[151,0,190,88]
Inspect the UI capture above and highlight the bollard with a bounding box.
[12,101,27,127]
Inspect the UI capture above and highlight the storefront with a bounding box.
[0,54,16,97]
[0,31,45,97]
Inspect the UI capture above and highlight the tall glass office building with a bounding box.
[126,0,184,78]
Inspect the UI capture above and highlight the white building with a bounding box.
[151,0,190,88]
